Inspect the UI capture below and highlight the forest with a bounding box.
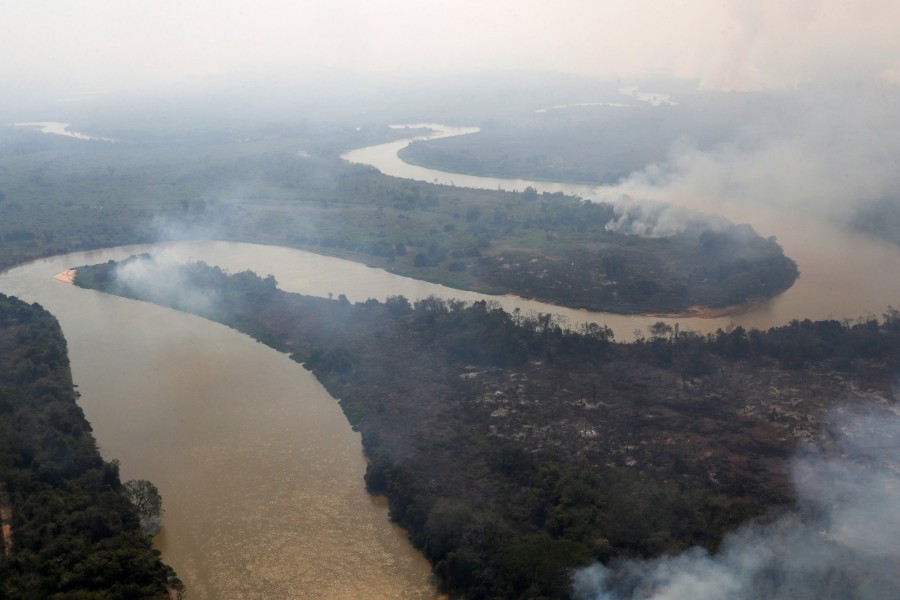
[75,257,900,599]
[0,293,180,599]
[0,124,797,314]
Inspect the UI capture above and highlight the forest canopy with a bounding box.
[0,293,180,599]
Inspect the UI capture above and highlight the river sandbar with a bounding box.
[53,269,77,284]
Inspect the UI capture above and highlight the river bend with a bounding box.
[1,125,898,597]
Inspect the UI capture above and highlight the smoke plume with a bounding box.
[573,406,900,600]
[113,251,219,317]
[612,82,900,239]
[603,195,731,238]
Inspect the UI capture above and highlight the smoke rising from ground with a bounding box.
[611,83,900,242]
[603,196,732,238]
[113,251,220,318]
[573,406,900,600]
[150,216,214,243]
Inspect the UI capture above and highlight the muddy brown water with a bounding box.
[0,246,441,599]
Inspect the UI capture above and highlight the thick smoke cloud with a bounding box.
[613,82,900,235]
[603,196,732,238]
[573,406,900,600]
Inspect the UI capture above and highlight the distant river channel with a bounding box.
[0,125,898,598]
[344,124,900,331]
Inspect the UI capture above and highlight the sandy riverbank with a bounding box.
[0,482,12,556]
[53,269,77,284]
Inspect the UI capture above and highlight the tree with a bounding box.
[522,186,538,201]
[123,479,163,534]
[648,321,673,341]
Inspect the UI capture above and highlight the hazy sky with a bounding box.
[4,0,900,97]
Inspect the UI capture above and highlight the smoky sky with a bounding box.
[3,0,900,100]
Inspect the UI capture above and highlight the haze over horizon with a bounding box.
[4,0,900,105]
[5,1,900,264]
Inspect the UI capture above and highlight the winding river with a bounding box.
[344,125,900,333]
[1,125,899,598]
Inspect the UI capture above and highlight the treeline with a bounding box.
[0,293,180,599]
[74,259,900,599]
[630,310,900,380]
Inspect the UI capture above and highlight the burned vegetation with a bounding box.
[76,258,899,599]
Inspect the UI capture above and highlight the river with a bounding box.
[0,244,443,599]
[344,125,900,333]
[9,121,116,142]
[0,126,898,598]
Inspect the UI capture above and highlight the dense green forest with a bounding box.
[0,125,797,313]
[75,257,900,599]
[0,293,180,599]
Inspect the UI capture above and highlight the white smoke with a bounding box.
[574,406,900,600]
[150,215,214,242]
[612,82,900,231]
[113,251,219,317]
[604,195,731,238]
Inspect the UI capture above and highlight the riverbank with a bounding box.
[642,296,775,319]
[53,269,77,284]
[0,293,179,598]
